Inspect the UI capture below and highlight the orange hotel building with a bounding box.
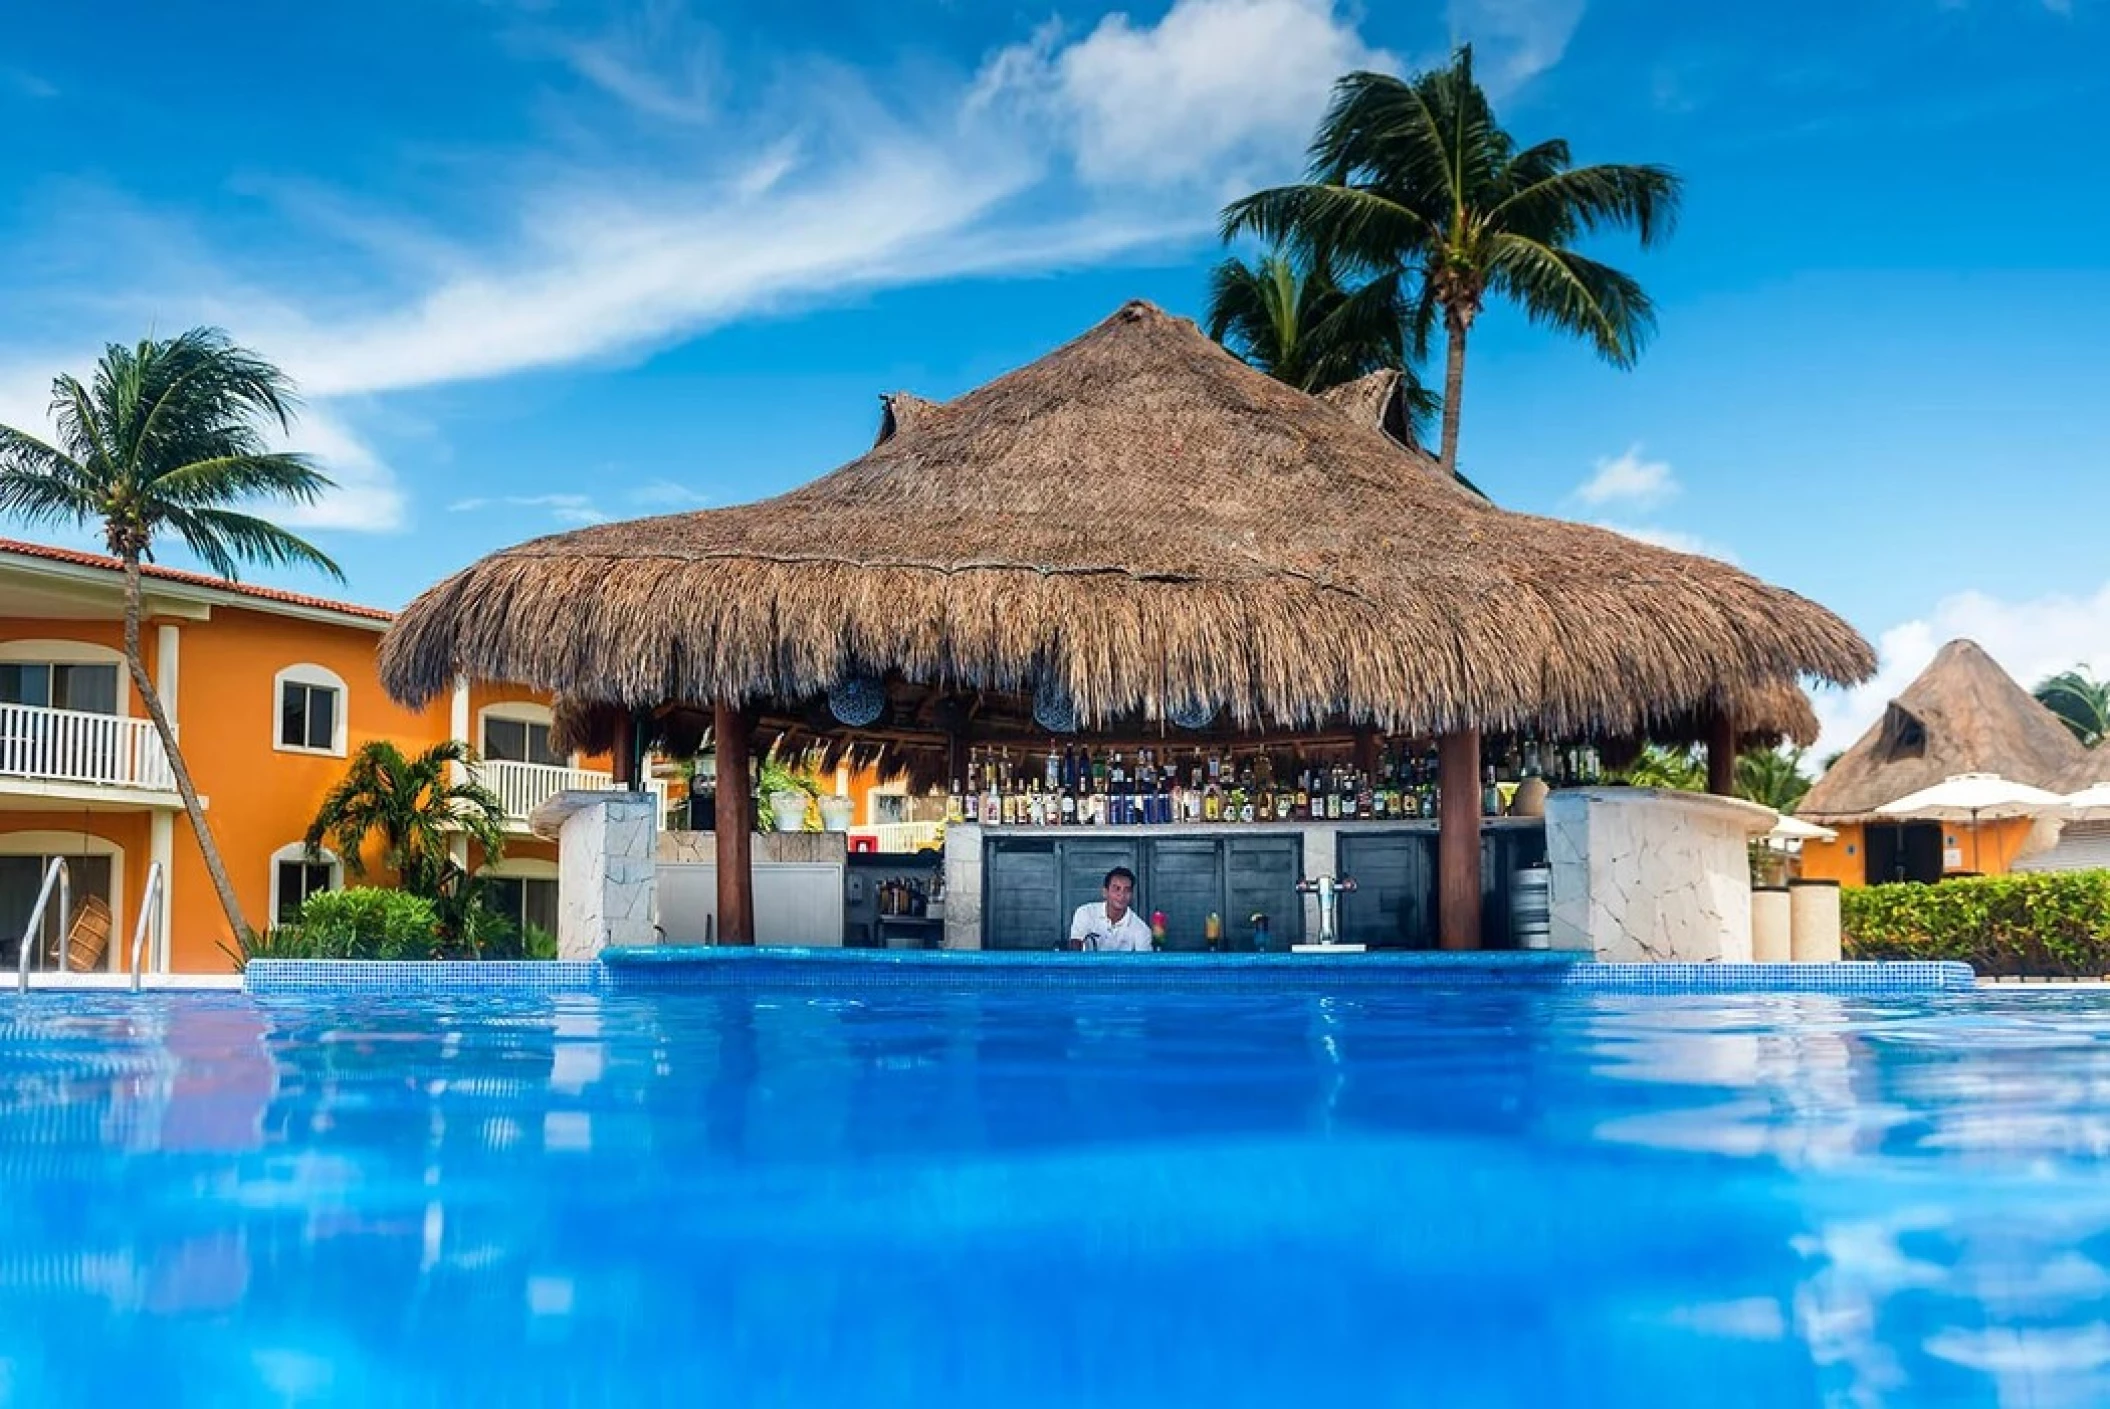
[0,538,662,973]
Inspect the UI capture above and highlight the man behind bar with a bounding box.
[1069,866,1152,951]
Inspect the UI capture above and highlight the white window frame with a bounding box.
[273,663,348,757]
[0,640,130,716]
[268,841,341,926]
[477,701,570,768]
[0,829,126,972]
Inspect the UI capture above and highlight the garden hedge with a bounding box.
[1843,870,2110,977]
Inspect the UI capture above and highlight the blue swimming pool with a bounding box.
[0,975,2103,1406]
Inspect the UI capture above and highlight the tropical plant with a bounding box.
[0,329,340,940]
[1204,249,1437,437]
[305,739,508,896]
[295,887,442,961]
[1736,747,1813,812]
[1845,871,2110,978]
[2035,667,2109,749]
[1222,46,1681,481]
[1615,744,1704,792]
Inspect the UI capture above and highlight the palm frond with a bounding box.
[155,452,334,506]
[161,505,344,582]
[1485,234,1657,367]
[1487,161,1682,246]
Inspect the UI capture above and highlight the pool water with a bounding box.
[2,983,2107,1406]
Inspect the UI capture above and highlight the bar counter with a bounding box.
[941,817,1547,952]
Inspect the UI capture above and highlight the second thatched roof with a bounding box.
[1800,638,2095,822]
[380,300,1871,738]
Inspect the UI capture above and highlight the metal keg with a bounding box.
[1511,865,1552,949]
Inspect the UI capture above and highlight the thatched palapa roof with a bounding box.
[1800,639,2093,823]
[380,301,1871,746]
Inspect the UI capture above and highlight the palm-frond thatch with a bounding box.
[381,301,1872,751]
[1800,639,2092,822]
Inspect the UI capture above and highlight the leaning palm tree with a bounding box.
[1222,46,1681,480]
[1205,249,1438,439]
[2035,668,2110,749]
[0,330,339,939]
[306,740,509,897]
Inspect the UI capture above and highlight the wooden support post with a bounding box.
[714,702,756,946]
[1353,728,1379,776]
[1706,709,1738,798]
[1438,729,1482,951]
[612,711,636,787]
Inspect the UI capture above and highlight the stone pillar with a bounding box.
[943,823,983,951]
[1545,786,1774,962]
[531,790,658,960]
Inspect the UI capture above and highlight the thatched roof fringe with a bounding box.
[382,300,1872,738]
[874,392,940,447]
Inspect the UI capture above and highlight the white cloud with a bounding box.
[1450,0,1587,93]
[1810,580,2110,762]
[1577,443,1678,507]
[548,0,718,125]
[2,67,58,100]
[1591,520,1736,563]
[449,493,608,525]
[973,0,1396,189]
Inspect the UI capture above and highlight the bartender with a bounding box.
[1069,867,1152,951]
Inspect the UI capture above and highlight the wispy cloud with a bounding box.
[1576,443,1679,508]
[1,67,59,100]
[1449,0,1586,93]
[449,493,608,525]
[0,0,1394,535]
[627,479,710,508]
[1591,520,1735,563]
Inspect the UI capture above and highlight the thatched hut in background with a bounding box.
[380,301,1872,945]
[1799,638,2098,883]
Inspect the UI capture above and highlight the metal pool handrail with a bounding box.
[129,861,165,993]
[14,857,70,993]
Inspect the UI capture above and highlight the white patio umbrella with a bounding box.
[2062,782,2110,821]
[1768,814,1838,843]
[1874,772,2071,873]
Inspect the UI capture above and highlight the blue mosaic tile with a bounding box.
[244,960,601,994]
[1559,961,1976,992]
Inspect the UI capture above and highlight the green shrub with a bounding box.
[298,887,441,961]
[1843,871,2110,977]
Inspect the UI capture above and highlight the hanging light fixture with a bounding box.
[1032,676,1078,735]
[826,674,887,728]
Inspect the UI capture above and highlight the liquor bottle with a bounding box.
[1060,785,1077,826]
[1046,742,1061,791]
[1358,771,1374,820]
[946,778,965,825]
[1203,777,1222,822]
[1295,771,1311,821]
[1481,764,1503,818]
[1207,749,1222,785]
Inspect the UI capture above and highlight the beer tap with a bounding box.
[1294,873,1357,946]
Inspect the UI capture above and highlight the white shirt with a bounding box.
[1070,902,1153,952]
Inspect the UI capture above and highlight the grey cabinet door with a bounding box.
[1060,840,1141,939]
[1225,836,1304,948]
[1337,832,1435,948]
[985,841,1060,950]
[1143,839,1221,951]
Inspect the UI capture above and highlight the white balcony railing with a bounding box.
[0,702,174,793]
[856,820,947,853]
[473,759,670,827]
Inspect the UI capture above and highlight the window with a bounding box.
[0,851,114,970]
[0,662,119,714]
[273,664,348,756]
[484,715,564,767]
[269,843,340,925]
[487,875,560,938]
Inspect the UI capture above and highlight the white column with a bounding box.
[149,810,174,973]
[155,623,180,733]
[449,676,473,872]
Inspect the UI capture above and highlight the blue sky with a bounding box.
[2,0,2106,756]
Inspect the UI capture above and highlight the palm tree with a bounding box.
[1736,747,1813,812]
[1221,46,1681,480]
[1616,744,1704,792]
[1205,250,1438,439]
[0,330,339,939]
[2035,668,2109,749]
[305,740,509,896]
